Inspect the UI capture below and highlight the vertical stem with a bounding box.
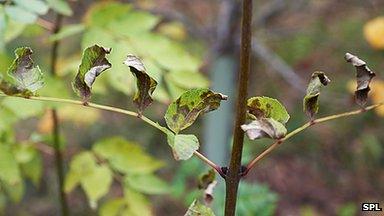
[50,13,69,216]
[224,0,253,215]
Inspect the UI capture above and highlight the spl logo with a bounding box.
[362,203,382,211]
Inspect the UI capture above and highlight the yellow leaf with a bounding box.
[364,16,384,49]
[158,22,187,41]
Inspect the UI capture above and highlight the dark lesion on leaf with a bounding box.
[345,53,376,107]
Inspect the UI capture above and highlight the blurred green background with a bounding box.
[0,0,383,215]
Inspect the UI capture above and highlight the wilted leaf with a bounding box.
[165,88,227,133]
[92,137,164,174]
[303,71,330,118]
[345,53,376,106]
[364,16,384,49]
[0,47,44,97]
[124,174,169,195]
[185,200,215,216]
[198,169,216,190]
[241,118,287,140]
[124,55,157,114]
[72,45,111,102]
[167,133,199,160]
[247,96,290,124]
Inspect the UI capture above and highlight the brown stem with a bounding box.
[224,0,253,215]
[50,13,69,216]
[193,151,225,178]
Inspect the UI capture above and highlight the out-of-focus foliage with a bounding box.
[364,16,384,49]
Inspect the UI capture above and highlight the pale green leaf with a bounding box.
[14,0,48,15]
[20,152,42,186]
[165,88,227,133]
[0,144,22,185]
[49,24,85,42]
[123,188,153,216]
[247,96,290,124]
[303,71,331,118]
[46,0,73,16]
[241,118,287,140]
[4,6,38,24]
[167,71,209,89]
[81,164,112,208]
[0,97,44,119]
[99,198,126,216]
[84,2,132,27]
[64,152,96,192]
[125,174,169,195]
[167,133,199,161]
[92,137,164,174]
[107,11,159,36]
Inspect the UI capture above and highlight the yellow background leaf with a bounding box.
[364,16,384,49]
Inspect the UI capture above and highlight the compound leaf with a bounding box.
[303,71,330,118]
[247,96,290,124]
[241,118,287,140]
[72,45,111,102]
[167,133,199,161]
[345,53,376,106]
[0,47,43,97]
[165,88,227,133]
[124,55,157,114]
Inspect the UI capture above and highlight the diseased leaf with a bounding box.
[198,169,216,190]
[247,96,290,124]
[124,174,169,195]
[124,55,157,114]
[345,53,376,106]
[167,133,199,161]
[0,47,43,97]
[165,88,227,133]
[303,71,331,118]
[185,200,215,216]
[72,45,111,102]
[241,118,287,140]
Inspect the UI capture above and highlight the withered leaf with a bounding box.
[303,71,330,118]
[165,88,227,133]
[124,55,157,114]
[241,118,287,140]
[345,53,376,106]
[72,45,111,103]
[0,47,43,97]
[198,169,217,205]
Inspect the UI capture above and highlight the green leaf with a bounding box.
[303,71,331,118]
[167,71,209,89]
[0,47,44,97]
[99,198,126,216]
[0,97,44,119]
[198,169,216,190]
[13,0,49,15]
[64,152,112,208]
[247,96,290,124]
[81,164,112,208]
[46,0,73,16]
[124,174,169,195]
[20,152,42,186]
[123,188,153,216]
[107,11,159,36]
[49,24,85,42]
[345,53,376,107]
[72,45,111,102]
[84,2,133,27]
[241,118,287,140]
[2,179,25,202]
[124,55,157,114]
[92,137,164,174]
[167,133,199,160]
[4,6,38,24]
[164,88,227,133]
[185,200,215,216]
[0,144,22,185]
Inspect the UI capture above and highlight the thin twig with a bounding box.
[0,93,221,173]
[243,102,384,176]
